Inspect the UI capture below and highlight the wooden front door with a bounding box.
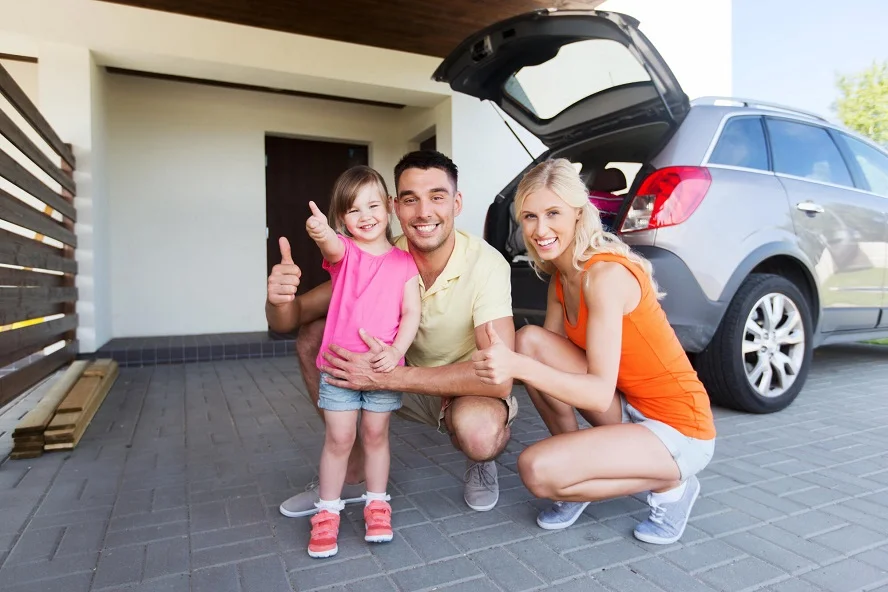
[265,136,369,300]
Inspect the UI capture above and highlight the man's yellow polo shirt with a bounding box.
[394,230,512,368]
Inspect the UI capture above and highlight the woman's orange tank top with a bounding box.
[555,253,716,440]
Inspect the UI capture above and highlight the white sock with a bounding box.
[651,481,687,504]
[316,498,344,514]
[364,491,390,505]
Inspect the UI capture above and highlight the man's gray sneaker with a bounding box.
[633,475,700,545]
[536,501,591,530]
[464,460,499,511]
[279,478,365,518]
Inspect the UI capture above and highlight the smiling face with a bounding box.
[519,187,582,263]
[342,182,389,244]
[394,167,462,253]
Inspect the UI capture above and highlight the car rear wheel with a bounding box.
[696,273,813,413]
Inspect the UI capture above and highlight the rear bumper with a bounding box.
[634,246,725,352]
[510,263,548,328]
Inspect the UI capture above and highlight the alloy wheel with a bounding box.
[742,293,805,398]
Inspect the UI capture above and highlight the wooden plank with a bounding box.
[12,434,44,444]
[0,54,37,64]
[11,359,87,434]
[0,333,73,371]
[47,412,76,430]
[0,228,77,274]
[0,150,76,221]
[0,107,76,195]
[83,359,115,377]
[0,188,77,246]
[0,287,77,315]
[56,375,101,413]
[10,450,44,459]
[65,362,118,448]
[0,302,63,326]
[43,443,73,451]
[44,427,74,442]
[0,314,77,356]
[0,268,66,287]
[44,361,118,451]
[0,341,77,409]
[0,64,76,168]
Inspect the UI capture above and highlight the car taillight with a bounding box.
[619,166,712,233]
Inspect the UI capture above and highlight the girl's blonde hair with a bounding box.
[329,165,394,244]
[514,158,663,298]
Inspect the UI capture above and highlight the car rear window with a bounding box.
[766,119,854,187]
[709,116,769,171]
[503,39,650,120]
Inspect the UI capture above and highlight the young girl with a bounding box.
[472,158,715,545]
[304,165,420,558]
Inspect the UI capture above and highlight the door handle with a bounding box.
[796,201,824,214]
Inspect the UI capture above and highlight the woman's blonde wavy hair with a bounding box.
[514,158,663,299]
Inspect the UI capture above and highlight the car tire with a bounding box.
[696,273,813,414]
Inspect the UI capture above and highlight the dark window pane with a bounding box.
[710,117,769,171]
[766,119,853,187]
[842,134,888,196]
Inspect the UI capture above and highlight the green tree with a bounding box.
[834,60,888,145]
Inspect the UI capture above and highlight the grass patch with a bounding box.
[867,338,888,345]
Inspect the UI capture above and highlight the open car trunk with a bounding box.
[433,8,689,148]
[484,122,673,325]
[435,8,690,324]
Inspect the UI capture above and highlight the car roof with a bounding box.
[687,97,887,154]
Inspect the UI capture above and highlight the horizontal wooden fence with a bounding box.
[0,62,78,408]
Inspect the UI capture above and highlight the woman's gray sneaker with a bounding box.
[536,501,591,530]
[633,475,700,545]
[279,479,366,517]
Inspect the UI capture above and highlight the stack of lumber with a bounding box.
[10,359,118,459]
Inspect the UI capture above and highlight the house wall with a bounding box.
[36,46,111,354]
[105,73,412,337]
[1,0,736,345]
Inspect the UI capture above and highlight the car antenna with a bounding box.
[489,101,535,160]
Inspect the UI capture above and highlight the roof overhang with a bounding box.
[97,0,607,58]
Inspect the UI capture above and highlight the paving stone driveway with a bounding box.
[1,343,888,592]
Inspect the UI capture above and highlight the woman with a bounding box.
[472,159,716,545]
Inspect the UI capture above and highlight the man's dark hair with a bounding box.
[393,150,458,194]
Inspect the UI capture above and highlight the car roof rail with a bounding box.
[691,96,830,123]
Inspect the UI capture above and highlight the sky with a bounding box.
[732,0,887,123]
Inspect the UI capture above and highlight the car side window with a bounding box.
[840,134,888,197]
[709,116,769,171]
[766,118,854,187]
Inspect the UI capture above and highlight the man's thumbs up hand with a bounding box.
[267,236,301,306]
[279,236,294,265]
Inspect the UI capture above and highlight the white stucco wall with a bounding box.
[37,45,111,354]
[105,74,411,338]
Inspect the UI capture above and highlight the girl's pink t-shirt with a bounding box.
[316,235,419,369]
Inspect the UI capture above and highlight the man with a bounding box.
[266,150,518,516]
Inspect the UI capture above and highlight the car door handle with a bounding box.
[796,201,824,214]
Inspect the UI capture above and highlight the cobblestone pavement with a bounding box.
[1,344,887,592]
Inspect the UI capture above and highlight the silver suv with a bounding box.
[434,8,888,413]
